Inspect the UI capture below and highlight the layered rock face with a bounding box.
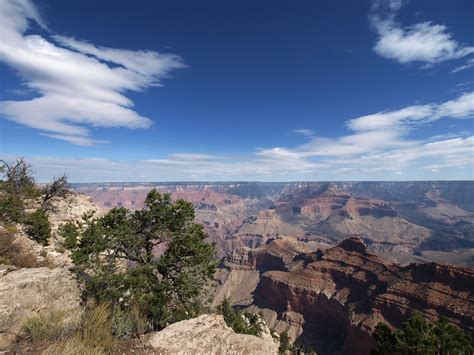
[148,314,278,355]
[219,237,474,354]
[275,183,433,255]
[74,181,474,265]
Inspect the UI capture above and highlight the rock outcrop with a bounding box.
[219,237,474,355]
[0,266,82,350]
[48,190,99,232]
[148,314,278,355]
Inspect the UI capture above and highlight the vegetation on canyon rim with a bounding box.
[372,313,473,355]
[0,158,69,246]
[60,188,217,332]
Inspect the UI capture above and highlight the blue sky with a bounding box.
[0,0,473,182]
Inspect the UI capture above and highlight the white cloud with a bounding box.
[346,92,474,132]
[0,0,185,146]
[4,92,473,182]
[40,133,108,146]
[256,92,474,178]
[370,0,474,66]
[451,58,474,74]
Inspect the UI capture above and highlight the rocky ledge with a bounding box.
[148,314,278,354]
[0,266,82,350]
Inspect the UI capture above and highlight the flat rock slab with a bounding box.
[149,314,278,355]
[0,267,82,350]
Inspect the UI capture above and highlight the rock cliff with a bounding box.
[218,237,474,354]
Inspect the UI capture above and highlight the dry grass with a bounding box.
[0,229,55,268]
[43,303,115,355]
[23,310,78,342]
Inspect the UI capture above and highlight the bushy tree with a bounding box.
[371,313,473,355]
[0,158,37,198]
[220,298,264,336]
[0,158,70,246]
[63,189,216,330]
[0,159,38,222]
[25,209,51,246]
[40,174,69,213]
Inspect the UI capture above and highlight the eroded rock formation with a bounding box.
[74,181,474,265]
[218,237,474,354]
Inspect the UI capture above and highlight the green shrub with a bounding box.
[112,305,148,339]
[58,221,80,250]
[279,331,291,354]
[220,298,264,336]
[0,159,68,244]
[371,313,474,355]
[3,223,19,234]
[25,209,51,246]
[0,159,38,223]
[0,194,25,223]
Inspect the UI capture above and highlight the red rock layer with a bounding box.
[229,237,474,354]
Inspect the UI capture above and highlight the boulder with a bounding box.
[149,314,278,355]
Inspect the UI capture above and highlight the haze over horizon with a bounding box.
[1,0,473,182]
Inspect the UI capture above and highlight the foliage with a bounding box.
[64,189,217,331]
[111,304,148,339]
[0,159,70,247]
[0,158,37,198]
[279,331,291,354]
[277,331,317,355]
[23,310,78,342]
[44,303,115,355]
[293,339,317,354]
[220,298,264,336]
[24,209,51,246]
[0,194,25,223]
[58,221,80,250]
[371,313,474,355]
[41,174,70,213]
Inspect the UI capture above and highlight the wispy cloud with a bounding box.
[257,92,474,178]
[0,0,185,146]
[4,92,473,181]
[347,92,474,132]
[370,0,474,67]
[451,58,474,74]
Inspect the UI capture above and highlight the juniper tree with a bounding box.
[63,189,216,330]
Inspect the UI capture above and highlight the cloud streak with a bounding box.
[0,0,185,145]
[370,0,474,67]
[4,92,473,181]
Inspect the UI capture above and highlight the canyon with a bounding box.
[74,181,474,266]
[215,237,474,354]
[71,181,474,353]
